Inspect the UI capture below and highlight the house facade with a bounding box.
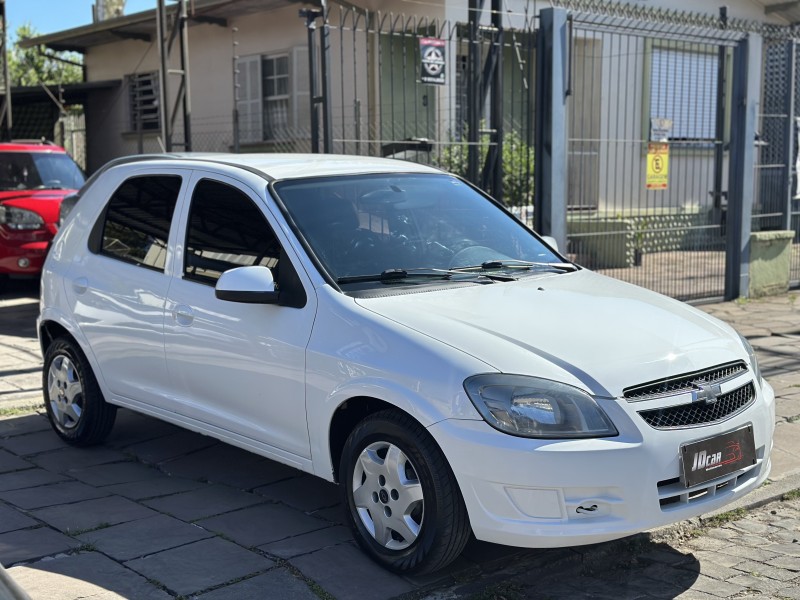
[25,0,800,301]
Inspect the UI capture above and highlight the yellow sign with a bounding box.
[646,143,669,190]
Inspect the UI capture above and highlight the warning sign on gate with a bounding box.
[646,143,669,190]
[420,38,446,85]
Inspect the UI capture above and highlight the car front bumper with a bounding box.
[0,229,51,275]
[429,380,775,548]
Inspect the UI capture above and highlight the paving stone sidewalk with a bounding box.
[0,280,798,599]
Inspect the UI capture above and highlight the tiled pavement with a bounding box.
[0,279,798,599]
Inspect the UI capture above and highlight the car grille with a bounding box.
[623,361,748,401]
[637,382,755,429]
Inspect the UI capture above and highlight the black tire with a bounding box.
[339,409,470,574]
[42,337,116,446]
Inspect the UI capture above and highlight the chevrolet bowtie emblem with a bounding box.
[692,382,722,405]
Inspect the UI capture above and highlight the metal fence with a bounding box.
[752,36,800,289]
[562,9,748,302]
[315,7,538,209]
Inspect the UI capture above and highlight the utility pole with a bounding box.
[231,26,239,152]
[300,3,332,153]
[156,0,192,152]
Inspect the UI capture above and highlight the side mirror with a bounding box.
[215,266,279,304]
[542,235,559,253]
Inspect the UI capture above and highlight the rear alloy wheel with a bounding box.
[43,337,116,446]
[340,409,470,574]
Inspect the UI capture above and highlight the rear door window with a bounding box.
[96,175,182,271]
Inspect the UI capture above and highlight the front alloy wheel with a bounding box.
[340,409,470,574]
[352,441,424,550]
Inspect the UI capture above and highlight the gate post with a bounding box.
[725,33,762,300]
[783,39,796,232]
[534,7,568,252]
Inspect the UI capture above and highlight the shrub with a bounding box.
[435,128,534,207]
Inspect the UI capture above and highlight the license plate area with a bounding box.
[680,425,756,488]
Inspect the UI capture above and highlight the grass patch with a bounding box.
[0,404,41,417]
[278,560,336,600]
[68,523,111,537]
[701,507,748,529]
[75,542,97,552]
[145,578,173,594]
[307,579,336,600]
[782,488,800,501]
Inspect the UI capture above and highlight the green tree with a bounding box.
[8,24,83,87]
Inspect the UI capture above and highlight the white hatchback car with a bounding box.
[39,154,775,573]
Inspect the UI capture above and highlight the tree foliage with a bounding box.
[8,24,83,87]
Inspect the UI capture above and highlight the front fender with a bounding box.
[306,371,483,481]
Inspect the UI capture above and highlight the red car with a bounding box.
[0,141,85,284]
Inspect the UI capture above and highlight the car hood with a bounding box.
[354,270,745,398]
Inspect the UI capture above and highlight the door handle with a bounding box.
[173,304,194,326]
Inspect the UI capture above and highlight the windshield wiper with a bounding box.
[453,259,578,273]
[336,268,451,285]
[336,268,503,285]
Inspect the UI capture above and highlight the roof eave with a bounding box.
[18,10,159,53]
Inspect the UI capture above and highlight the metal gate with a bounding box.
[564,9,743,302]
[754,36,800,289]
[307,6,537,210]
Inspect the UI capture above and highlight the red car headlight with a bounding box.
[0,205,45,230]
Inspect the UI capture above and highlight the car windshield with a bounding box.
[0,152,85,191]
[273,173,564,285]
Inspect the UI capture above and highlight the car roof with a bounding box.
[118,152,444,181]
[0,141,68,153]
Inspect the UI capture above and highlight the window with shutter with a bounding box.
[235,49,308,145]
[292,46,310,138]
[236,55,263,143]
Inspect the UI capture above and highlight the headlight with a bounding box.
[0,205,45,230]
[464,374,618,439]
[739,334,762,384]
